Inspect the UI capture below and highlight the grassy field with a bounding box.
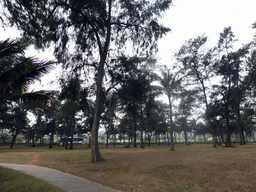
[0,143,256,192]
[0,166,64,192]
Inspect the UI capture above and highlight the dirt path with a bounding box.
[27,154,41,165]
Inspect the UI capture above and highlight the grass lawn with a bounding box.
[0,166,64,192]
[0,143,256,191]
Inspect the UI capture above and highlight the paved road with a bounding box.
[0,163,120,192]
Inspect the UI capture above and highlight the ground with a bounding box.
[0,143,256,191]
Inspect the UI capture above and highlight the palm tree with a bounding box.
[157,68,184,151]
[0,38,55,104]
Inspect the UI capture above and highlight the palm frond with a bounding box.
[11,90,58,107]
[0,39,25,59]
[0,38,57,104]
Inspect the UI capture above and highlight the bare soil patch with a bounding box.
[27,154,41,165]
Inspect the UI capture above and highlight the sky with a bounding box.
[157,0,256,65]
[1,0,256,90]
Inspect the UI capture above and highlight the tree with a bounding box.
[0,38,55,148]
[101,91,118,148]
[118,69,150,148]
[9,103,28,148]
[157,68,184,151]
[240,47,256,144]
[176,89,197,145]
[176,35,218,147]
[3,0,172,162]
[194,122,209,144]
[118,115,133,147]
[0,101,13,145]
[212,27,250,147]
[116,56,155,148]
[29,107,45,147]
[56,73,88,149]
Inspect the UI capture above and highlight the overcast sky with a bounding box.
[1,0,256,90]
[157,0,256,65]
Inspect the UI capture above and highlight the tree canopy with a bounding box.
[2,0,172,162]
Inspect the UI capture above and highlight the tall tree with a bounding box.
[213,27,250,147]
[3,0,172,162]
[117,57,153,148]
[176,89,197,145]
[56,73,88,149]
[157,68,184,151]
[176,35,218,147]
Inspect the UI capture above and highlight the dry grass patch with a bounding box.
[1,144,256,191]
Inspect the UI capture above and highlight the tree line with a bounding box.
[0,0,256,163]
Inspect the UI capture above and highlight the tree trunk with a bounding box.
[217,136,222,146]
[239,127,246,145]
[88,135,91,148]
[91,0,112,163]
[70,117,75,150]
[184,130,188,145]
[148,133,151,147]
[91,118,103,162]
[90,60,104,159]
[10,134,17,149]
[220,134,225,144]
[65,138,68,149]
[140,106,144,149]
[225,132,232,147]
[128,132,131,147]
[140,130,144,148]
[133,109,137,148]
[106,134,109,148]
[113,134,116,147]
[167,132,170,146]
[49,133,53,148]
[168,94,175,151]
[31,130,36,147]
[70,134,74,150]
[199,77,217,148]
[225,91,232,148]
[49,121,55,149]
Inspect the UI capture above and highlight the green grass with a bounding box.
[1,143,256,191]
[0,166,64,192]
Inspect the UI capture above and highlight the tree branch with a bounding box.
[53,1,104,55]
